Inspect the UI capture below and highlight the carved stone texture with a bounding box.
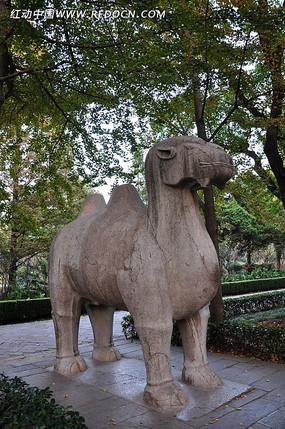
[49,136,233,410]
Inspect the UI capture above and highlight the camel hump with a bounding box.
[107,184,146,214]
[78,194,107,219]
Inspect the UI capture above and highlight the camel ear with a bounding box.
[157,147,177,160]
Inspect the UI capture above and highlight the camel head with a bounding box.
[146,136,233,190]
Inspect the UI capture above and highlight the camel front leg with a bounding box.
[178,304,223,387]
[135,316,188,409]
[86,304,121,362]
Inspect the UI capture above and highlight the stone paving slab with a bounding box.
[0,312,285,428]
[71,356,250,423]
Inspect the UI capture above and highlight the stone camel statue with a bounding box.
[49,136,233,409]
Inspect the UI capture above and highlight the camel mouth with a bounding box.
[198,161,233,169]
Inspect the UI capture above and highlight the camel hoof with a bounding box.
[54,355,87,375]
[144,381,188,409]
[183,364,223,387]
[92,345,121,362]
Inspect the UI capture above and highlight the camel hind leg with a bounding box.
[86,304,121,362]
[49,272,87,375]
[178,304,222,387]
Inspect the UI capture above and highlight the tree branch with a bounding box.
[62,21,81,80]
[201,0,210,120]
[247,149,281,199]
[0,60,78,83]
[43,73,111,101]
[34,74,84,135]
[39,34,128,50]
[209,31,252,141]
[160,113,184,134]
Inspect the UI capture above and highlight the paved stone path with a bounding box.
[0,312,284,428]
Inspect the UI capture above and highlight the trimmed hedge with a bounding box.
[0,298,89,325]
[222,276,285,296]
[223,290,285,318]
[0,298,51,325]
[207,319,285,363]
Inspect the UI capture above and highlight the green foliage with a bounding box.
[121,313,138,341]
[1,0,138,185]
[219,197,272,263]
[0,128,89,298]
[4,257,49,300]
[0,373,87,428]
[0,298,89,325]
[225,171,284,228]
[222,264,285,282]
[219,171,285,265]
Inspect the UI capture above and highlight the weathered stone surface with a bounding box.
[49,135,233,409]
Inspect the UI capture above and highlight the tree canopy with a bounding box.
[0,0,284,304]
[115,0,285,208]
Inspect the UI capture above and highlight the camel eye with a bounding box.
[157,148,176,160]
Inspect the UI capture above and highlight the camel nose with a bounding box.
[197,157,233,189]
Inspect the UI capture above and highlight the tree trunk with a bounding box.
[8,232,18,290]
[275,248,282,270]
[0,0,15,107]
[257,10,285,209]
[204,185,224,323]
[193,82,224,323]
[246,249,252,268]
[264,127,285,210]
[7,141,20,294]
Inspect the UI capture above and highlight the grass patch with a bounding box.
[233,307,285,324]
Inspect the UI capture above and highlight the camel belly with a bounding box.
[171,261,220,320]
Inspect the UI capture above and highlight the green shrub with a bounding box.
[0,373,87,428]
[1,256,49,301]
[222,276,285,296]
[6,282,49,300]
[121,313,137,340]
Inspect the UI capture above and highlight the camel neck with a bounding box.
[147,182,203,241]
